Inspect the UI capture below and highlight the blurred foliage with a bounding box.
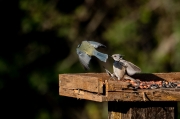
[0,0,180,119]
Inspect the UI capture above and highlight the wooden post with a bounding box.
[108,101,177,119]
[59,72,180,119]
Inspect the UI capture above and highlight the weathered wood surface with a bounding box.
[107,89,180,101]
[59,72,180,102]
[59,87,106,102]
[108,80,130,91]
[59,74,104,93]
[108,101,177,119]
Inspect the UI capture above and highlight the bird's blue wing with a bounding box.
[87,41,106,48]
[76,49,91,70]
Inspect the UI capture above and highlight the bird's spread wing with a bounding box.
[87,41,106,48]
[121,60,141,75]
[76,49,91,70]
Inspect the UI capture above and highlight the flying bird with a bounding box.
[76,40,108,70]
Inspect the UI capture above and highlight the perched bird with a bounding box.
[76,40,108,70]
[111,54,141,82]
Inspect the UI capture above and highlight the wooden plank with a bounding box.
[107,89,180,101]
[61,73,110,81]
[108,80,130,91]
[59,74,104,93]
[59,86,106,102]
[108,101,177,119]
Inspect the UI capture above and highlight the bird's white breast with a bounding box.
[113,61,126,80]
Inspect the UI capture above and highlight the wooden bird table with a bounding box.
[59,72,180,119]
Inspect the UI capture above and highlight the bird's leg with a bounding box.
[104,68,112,76]
[104,68,117,80]
[111,73,117,80]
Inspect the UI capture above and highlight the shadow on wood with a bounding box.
[132,73,180,82]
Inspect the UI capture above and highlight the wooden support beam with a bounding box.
[108,101,177,119]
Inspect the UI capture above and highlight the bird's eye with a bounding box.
[77,44,81,47]
[114,56,116,57]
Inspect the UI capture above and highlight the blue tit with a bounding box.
[111,54,141,82]
[76,40,108,70]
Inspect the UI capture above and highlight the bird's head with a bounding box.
[111,54,124,61]
[77,44,81,48]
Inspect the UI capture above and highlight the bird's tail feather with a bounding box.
[93,50,108,62]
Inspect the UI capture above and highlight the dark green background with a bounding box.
[0,0,180,119]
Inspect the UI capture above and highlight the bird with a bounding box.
[76,40,108,70]
[111,54,141,82]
